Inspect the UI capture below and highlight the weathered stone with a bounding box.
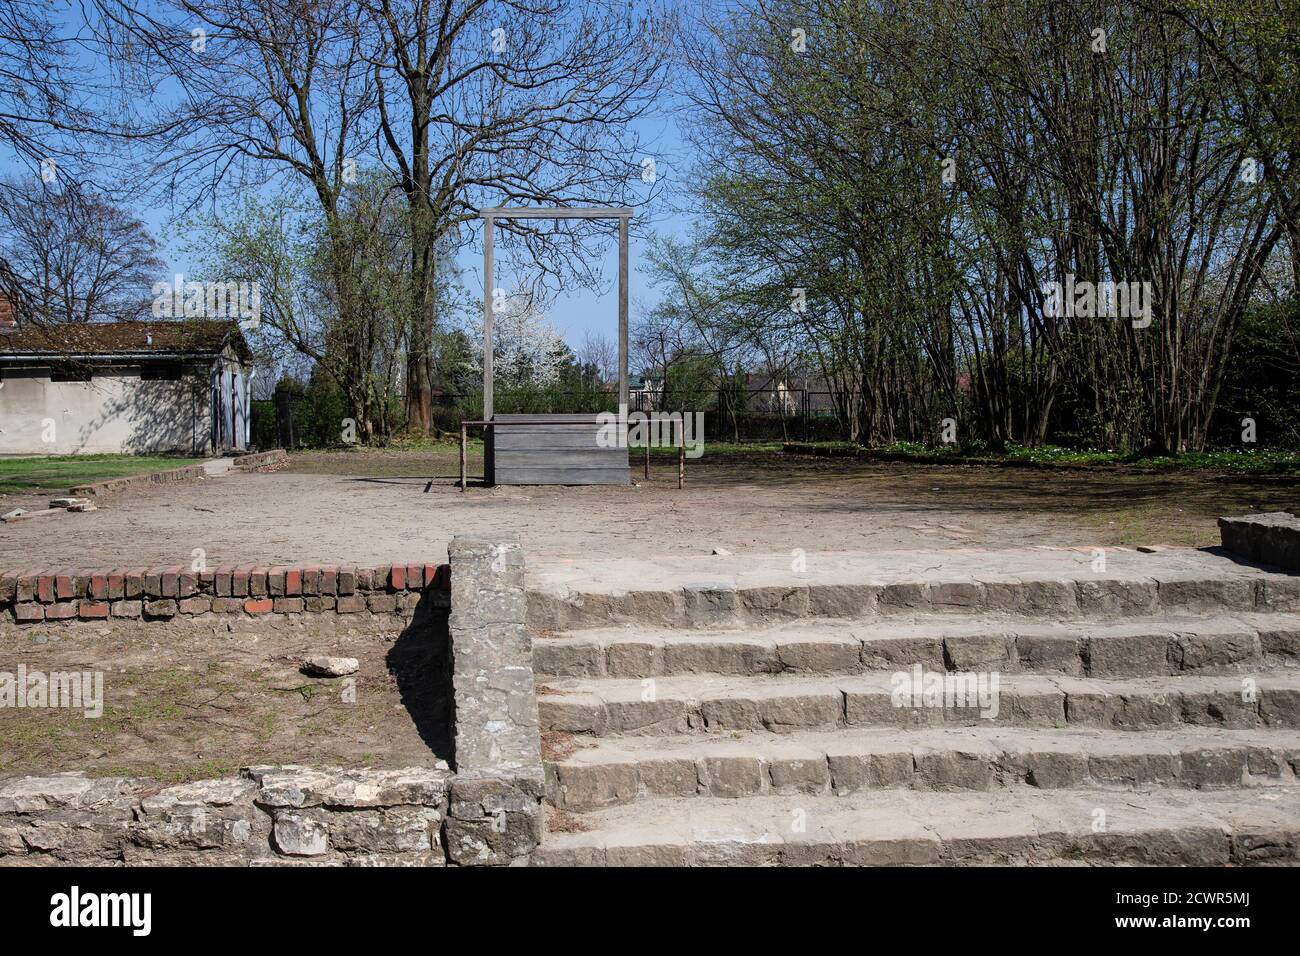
[301,655,359,677]
[1180,748,1247,787]
[273,811,329,856]
[1084,631,1169,678]
[1219,512,1300,572]
[766,754,830,793]
[328,806,441,854]
[701,756,764,797]
[249,766,451,810]
[1169,629,1260,671]
[1014,631,1081,675]
[548,762,637,810]
[444,775,543,866]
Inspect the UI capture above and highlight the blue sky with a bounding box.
[132,110,695,351]
[9,2,700,353]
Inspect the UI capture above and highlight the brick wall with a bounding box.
[0,561,449,624]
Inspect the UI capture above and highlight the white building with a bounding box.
[0,313,254,456]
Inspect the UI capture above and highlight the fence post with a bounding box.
[274,387,295,449]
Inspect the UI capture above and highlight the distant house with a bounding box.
[0,307,254,456]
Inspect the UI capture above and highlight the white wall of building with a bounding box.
[0,366,214,455]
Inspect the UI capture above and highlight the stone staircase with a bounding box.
[525,547,1300,865]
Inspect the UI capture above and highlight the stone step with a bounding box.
[534,613,1300,679]
[545,726,1300,811]
[526,546,1300,630]
[537,672,1300,736]
[533,786,1300,866]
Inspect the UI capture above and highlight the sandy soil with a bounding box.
[0,447,1296,569]
[0,612,450,780]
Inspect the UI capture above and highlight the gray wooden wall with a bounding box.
[486,414,631,485]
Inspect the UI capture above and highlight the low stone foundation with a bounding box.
[1,561,448,625]
[1,537,548,867]
[0,766,454,866]
[443,536,545,866]
[1220,512,1300,573]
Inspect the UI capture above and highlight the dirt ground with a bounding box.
[0,445,1295,781]
[0,446,1296,569]
[0,612,451,781]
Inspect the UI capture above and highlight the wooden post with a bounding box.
[618,215,629,415]
[483,216,495,423]
[460,423,467,491]
[678,424,685,489]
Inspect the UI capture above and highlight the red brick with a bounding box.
[302,566,321,596]
[244,597,273,615]
[161,567,180,598]
[319,566,337,595]
[88,572,108,601]
[143,568,162,597]
[338,566,357,596]
[79,601,110,619]
[232,568,250,597]
[178,571,197,597]
[390,565,407,590]
[179,596,211,614]
[14,602,44,621]
[107,570,125,600]
[37,573,56,603]
[406,564,423,589]
[367,593,397,613]
[335,594,365,614]
[55,571,75,600]
[16,573,37,603]
[144,599,177,618]
[284,568,301,596]
[423,564,439,590]
[215,567,233,596]
[268,567,286,596]
[211,597,242,613]
[45,601,77,620]
[124,569,145,599]
[273,597,303,613]
[431,564,450,591]
[0,571,18,604]
[249,568,268,597]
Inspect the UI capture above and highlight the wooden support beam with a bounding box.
[482,215,495,423]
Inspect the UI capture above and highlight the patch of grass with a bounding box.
[645,440,784,457]
[785,440,1300,474]
[0,454,203,494]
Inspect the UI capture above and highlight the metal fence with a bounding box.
[252,388,853,448]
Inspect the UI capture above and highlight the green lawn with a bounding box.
[0,455,203,494]
[784,440,1300,474]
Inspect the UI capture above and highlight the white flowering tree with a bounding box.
[483,292,570,388]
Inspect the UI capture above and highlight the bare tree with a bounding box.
[578,330,617,385]
[95,0,673,434]
[0,181,164,324]
[364,0,672,431]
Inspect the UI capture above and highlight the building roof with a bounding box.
[0,319,252,362]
